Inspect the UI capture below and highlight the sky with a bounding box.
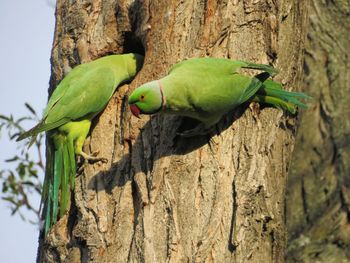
[0,1,55,262]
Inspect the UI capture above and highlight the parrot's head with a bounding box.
[128,80,164,118]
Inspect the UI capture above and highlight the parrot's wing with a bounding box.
[169,58,248,75]
[43,64,88,118]
[189,73,269,114]
[169,57,278,76]
[236,72,271,103]
[44,66,116,126]
[167,58,275,111]
[164,65,272,126]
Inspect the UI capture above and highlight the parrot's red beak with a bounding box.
[130,104,141,118]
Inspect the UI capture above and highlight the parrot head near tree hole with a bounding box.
[128,80,164,118]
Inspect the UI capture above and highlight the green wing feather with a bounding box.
[45,67,116,124]
[19,54,143,141]
[237,72,271,103]
[16,118,70,141]
[169,58,278,76]
[17,68,116,142]
[169,57,247,75]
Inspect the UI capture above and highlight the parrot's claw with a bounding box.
[79,151,108,164]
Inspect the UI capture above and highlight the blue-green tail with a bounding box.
[252,79,311,114]
[41,133,76,234]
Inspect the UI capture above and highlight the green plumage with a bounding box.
[128,57,310,136]
[18,53,144,234]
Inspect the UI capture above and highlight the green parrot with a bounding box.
[17,53,144,234]
[128,57,310,136]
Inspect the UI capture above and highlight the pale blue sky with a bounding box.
[0,1,55,262]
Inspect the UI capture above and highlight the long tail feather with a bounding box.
[60,143,70,217]
[41,135,53,232]
[67,139,76,190]
[41,133,76,235]
[251,95,298,114]
[252,79,311,114]
[52,145,62,222]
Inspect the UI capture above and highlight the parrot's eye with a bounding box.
[140,95,145,101]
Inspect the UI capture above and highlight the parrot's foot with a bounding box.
[177,124,213,137]
[79,151,108,164]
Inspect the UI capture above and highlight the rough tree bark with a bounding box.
[286,0,350,262]
[38,0,309,262]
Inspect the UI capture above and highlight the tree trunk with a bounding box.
[38,0,309,262]
[286,0,350,262]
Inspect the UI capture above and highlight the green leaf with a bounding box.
[2,182,8,193]
[25,103,36,115]
[11,205,20,216]
[2,196,17,206]
[17,163,26,179]
[5,156,19,162]
[22,181,35,187]
[0,115,10,121]
[10,132,20,140]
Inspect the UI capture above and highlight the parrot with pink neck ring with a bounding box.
[128,57,310,136]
